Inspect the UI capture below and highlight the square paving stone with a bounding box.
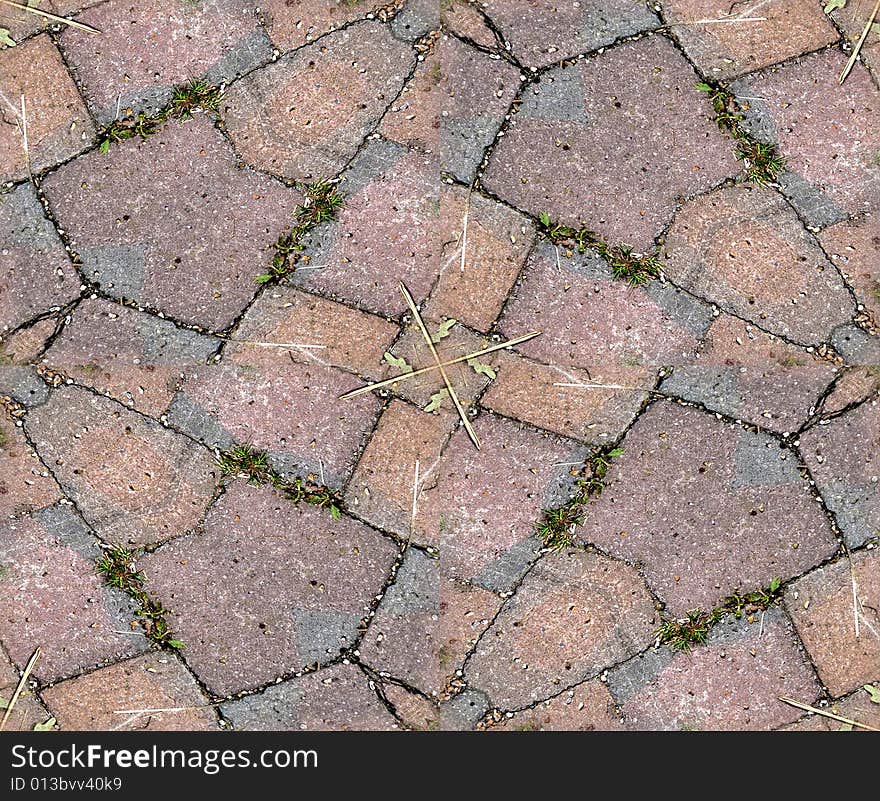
[359,547,440,693]
[0,414,61,520]
[483,35,738,250]
[438,578,502,687]
[662,0,838,80]
[59,0,272,124]
[0,34,94,182]
[221,664,399,730]
[736,50,880,225]
[660,315,837,433]
[25,385,219,548]
[661,184,854,345]
[499,242,712,370]
[345,399,456,540]
[0,647,51,732]
[140,484,398,695]
[294,140,438,317]
[439,35,519,183]
[379,47,441,154]
[41,115,302,331]
[424,184,535,332]
[417,413,589,592]
[0,183,80,335]
[820,211,880,326]
[467,549,657,710]
[785,549,880,698]
[578,401,838,614]
[223,22,414,181]
[42,652,218,731]
[41,299,219,418]
[0,505,148,683]
[609,609,820,731]
[481,0,658,68]
[494,679,623,731]
[168,356,382,489]
[800,399,880,549]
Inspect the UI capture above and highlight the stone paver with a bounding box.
[140,483,398,695]
[260,0,372,52]
[0,183,80,335]
[0,414,61,519]
[221,664,399,731]
[782,685,880,731]
[59,0,271,124]
[736,49,880,226]
[660,315,837,433]
[579,402,838,614]
[494,679,623,731]
[663,0,838,80]
[821,368,880,416]
[481,0,658,68]
[417,414,588,591]
[829,0,880,83]
[25,385,218,547]
[609,609,820,730]
[42,652,218,731]
[499,242,712,369]
[467,549,657,710]
[785,549,880,698]
[800,399,880,549]
[224,22,413,181]
[382,682,439,730]
[661,184,854,345]
[0,1,103,43]
[438,578,501,685]
[0,506,148,683]
[379,48,441,154]
[484,35,738,250]
[0,34,94,182]
[0,319,57,365]
[442,1,497,49]
[392,0,438,40]
[42,115,301,331]
[820,211,880,327]
[0,647,51,732]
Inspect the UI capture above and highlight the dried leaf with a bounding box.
[33,717,56,731]
[864,684,880,704]
[383,352,413,373]
[424,388,449,413]
[823,0,847,12]
[431,318,457,343]
[467,358,496,380]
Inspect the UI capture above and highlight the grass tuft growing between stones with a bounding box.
[218,444,343,519]
[97,79,223,153]
[696,82,785,186]
[536,213,661,286]
[96,546,184,650]
[257,180,345,284]
[535,447,624,549]
[656,577,783,652]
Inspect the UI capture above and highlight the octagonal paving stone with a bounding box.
[424,184,535,332]
[223,22,414,181]
[662,0,838,80]
[359,547,440,693]
[483,35,739,251]
[493,679,624,731]
[481,0,658,69]
[609,609,821,731]
[661,184,854,345]
[59,0,272,124]
[25,385,219,548]
[221,664,399,730]
[498,241,712,370]
[800,399,880,549]
[379,46,441,154]
[42,652,218,731]
[416,413,589,592]
[735,50,880,227]
[41,299,219,418]
[294,140,438,317]
[0,34,95,183]
[820,211,880,328]
[41,115,302,331]
[0,414,61,520]
[0,505,148,684]
[140,483,399,696]
[660,315,838,433]
[439,34,520,183]
[578,401,838,615]
[0,183,80,335]
[466,549,657,710]
[785,549,880,699]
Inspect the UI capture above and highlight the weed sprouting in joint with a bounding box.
[535,446,624,550]
[218,444,343,519]
[257,180,345,284]
[96,545,184,650]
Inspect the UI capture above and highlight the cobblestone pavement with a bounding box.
[1,0,879,732]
